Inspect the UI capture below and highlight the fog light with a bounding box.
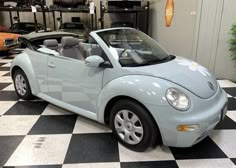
[177,124,199,132]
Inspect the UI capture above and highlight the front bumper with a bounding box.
[147,87,228,147]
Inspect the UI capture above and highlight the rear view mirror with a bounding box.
[37,48,59,56]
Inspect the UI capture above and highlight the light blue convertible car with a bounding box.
[11,28,228,151]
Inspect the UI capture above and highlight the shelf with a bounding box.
[0,6,49,12]
[49,5,90,13]
[106,7,148,13]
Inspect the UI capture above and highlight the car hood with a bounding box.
[124,57,218,99]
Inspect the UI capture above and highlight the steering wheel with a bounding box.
[119,48,129,58]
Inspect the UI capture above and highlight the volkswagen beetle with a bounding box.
[10,28,228,151]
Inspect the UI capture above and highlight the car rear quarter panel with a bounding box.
[11,53,39,95]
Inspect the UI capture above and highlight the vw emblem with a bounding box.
[208,81,214,91]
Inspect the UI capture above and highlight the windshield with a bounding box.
[60,23,85,30]
[97,29,173,67]
[21,23,43,31]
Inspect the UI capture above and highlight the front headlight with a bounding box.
[166,88,190,111]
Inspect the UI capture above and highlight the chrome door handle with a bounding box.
[48,62,56,68]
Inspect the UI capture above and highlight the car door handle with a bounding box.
[48,62,56,68]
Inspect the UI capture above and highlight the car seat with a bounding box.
[43,39,59,51]
[86,46,108,61]
[59,36,85,60]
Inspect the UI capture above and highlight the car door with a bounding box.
[47,47,104,114]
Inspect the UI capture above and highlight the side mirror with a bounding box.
[85,55,105,67]
[37,47,59,56]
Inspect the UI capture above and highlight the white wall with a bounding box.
[195,0,236,81]
[150,0,236,81]
[150,0,198,60]
[213,0,236,81]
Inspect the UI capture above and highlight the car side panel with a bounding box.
[26,49,48,94]
[47,55,104,113]
[10,52,40,95]
[96,75,172,124]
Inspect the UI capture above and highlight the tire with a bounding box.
[110,99,161,152]
[0,50,9,56]
[13,69,34,100]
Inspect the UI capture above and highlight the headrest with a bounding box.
[61,36,79,49]
[86,46,102,58]
[43,39,58,50]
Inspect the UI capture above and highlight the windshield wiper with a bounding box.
[124,55,175,67]
[159,55,175,62]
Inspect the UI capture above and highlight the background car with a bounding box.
[59,22,88,42]
[10,28,228,152]
[53,0,87,7]
[0,32,20,54]
[111,22,134,28]
[8,22,44,35]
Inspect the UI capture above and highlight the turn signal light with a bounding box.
[177,124,199,132]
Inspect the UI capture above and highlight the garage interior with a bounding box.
[0,0,236,168]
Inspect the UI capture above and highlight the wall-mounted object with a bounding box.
[165,0,174,27]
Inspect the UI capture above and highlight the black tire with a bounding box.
[110,99,161,152]
[0,50,9,56]
[13,69,34,100]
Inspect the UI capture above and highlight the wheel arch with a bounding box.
[104,95,152,125]
[103,95,163,146]
[97,75,170,125]
[11,65,22,78]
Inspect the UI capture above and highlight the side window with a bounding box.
[19,38,35,50]
[86,36,109,62]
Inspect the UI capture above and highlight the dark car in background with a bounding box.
[53,0,87,7]
[111,22,134,28]
[59,22,88,42]
[8,22,44,35]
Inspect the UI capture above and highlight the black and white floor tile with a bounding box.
[0,55,236,168]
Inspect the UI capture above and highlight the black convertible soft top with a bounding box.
[19,31,79,50]
[20,31,79,42]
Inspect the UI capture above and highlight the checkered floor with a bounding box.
[0,55,236,168]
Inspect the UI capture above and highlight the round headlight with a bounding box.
[166,88,190,111]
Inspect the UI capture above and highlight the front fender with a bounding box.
[11,53,39,95]
[97,75,174,123]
